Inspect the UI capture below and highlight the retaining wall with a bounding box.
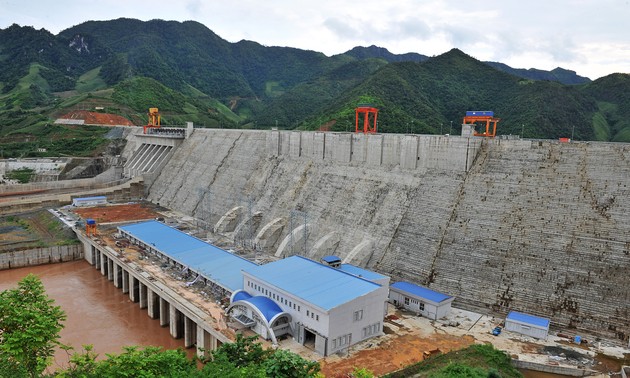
[512,359,595,377]
[0,244,84,270]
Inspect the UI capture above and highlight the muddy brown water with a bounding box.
[0,261,598,377]
[0,260,190,372]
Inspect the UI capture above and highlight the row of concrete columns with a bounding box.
[90,246,221,357]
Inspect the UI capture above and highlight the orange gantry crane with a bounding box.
[355,104,379,133]
[462,111,500,137]
[143,107,161,133]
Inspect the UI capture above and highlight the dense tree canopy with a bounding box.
[0,274,66,378]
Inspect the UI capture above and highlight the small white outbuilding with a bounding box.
[72,196,107,207]
[389,281,454,320]
[504,311,550,340]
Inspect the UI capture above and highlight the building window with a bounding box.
[404,297,410,306]
[353,309,363,322]
[298,305,301,312]
[316,314,319,321]
[307,310,310,317]
[419,302,425,311]
[334,333,352,349]
[362,322,381,338]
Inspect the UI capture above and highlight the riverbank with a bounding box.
[0,261,190,371]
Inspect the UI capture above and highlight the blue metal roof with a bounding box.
[321,255,341,263]
[74,196,107,201]
[233,290,252,302]
[507,311,550,328]
[243,296,284,323]
[339,264,388,281]
[244,256,382,311]
[230,290,284,323]
[390,281,452,303]
[119,220,256,292]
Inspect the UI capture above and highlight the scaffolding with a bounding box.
[289,209,309,256]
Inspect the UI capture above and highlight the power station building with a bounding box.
[118,220,389,356]
[228,256,389,356]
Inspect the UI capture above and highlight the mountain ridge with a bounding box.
[0,18,629,159]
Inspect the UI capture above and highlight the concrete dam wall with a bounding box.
[141,129,629,343]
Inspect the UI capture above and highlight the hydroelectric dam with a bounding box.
[117,126,629,345]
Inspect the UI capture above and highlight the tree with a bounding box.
[0,274,66,378]
[207,333,270,367]
[263,349,320,378]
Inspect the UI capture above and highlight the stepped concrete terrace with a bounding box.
[128,128,629,344]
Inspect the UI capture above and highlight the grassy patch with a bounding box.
[5,167,35,183]
[384,344,522,378]
[75,66,107,93]
[612,125,630,142]
[57,93,89,108]
[592,112,610,141]
[17,63,50,92]
[265,81,285,97]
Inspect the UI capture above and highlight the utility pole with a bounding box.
[521,124,524,137]
[571,124,575,140]
[449,121,453,134]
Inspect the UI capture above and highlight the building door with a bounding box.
[304,328,316,349]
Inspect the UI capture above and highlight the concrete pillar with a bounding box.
[184,316,196,348]
[100,253,107,276]
[107,258,114,281]
[169,306,183,339]
[122,270,129,294]
[87,244,96,265]
[113,262,120,288]
[130,276,139,303]
[159,298,169,327]
[94,248,100,269]
[196,325,215,358]
[147,289,159,319]
[112,263,120,287]
[139,283,148,309]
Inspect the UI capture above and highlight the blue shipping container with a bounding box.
[466,111,494,117]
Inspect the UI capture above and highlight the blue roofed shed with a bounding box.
[72,196,107,207]
[505,311,550,339]
[118,220,256,293]
[389,281,455,320]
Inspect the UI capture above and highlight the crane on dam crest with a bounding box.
[462,110,500,137]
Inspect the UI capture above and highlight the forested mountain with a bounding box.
[0,18,629,158]
[484,62,591,85]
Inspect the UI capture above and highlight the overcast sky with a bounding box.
[1,0,628,80]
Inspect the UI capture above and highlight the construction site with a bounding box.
[1,109,630,376]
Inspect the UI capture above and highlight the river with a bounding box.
[0,260,189,372]
[0,261,576,377]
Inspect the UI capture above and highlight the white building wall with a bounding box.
[326,286,388,354]
[505,320,548,339]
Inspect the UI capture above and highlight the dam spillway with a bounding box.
[126,127,630,344]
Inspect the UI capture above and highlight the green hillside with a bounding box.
[0,18,628,159]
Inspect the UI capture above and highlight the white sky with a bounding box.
[1,0,629,80]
